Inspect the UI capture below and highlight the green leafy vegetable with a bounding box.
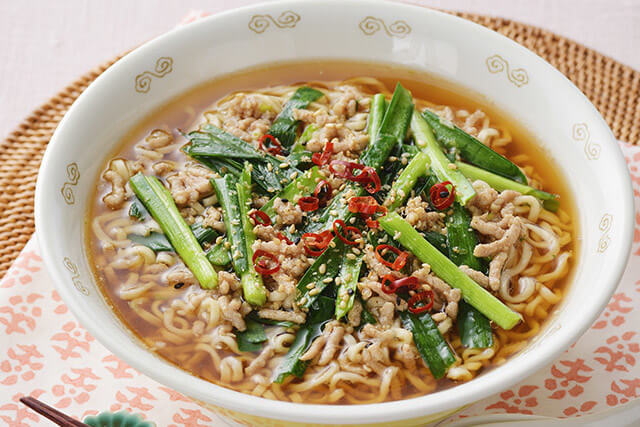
[273,296,335,383]
[236,319,268,352]
[422,109,528,184]
[296,238,344,309]
[247,311,295,328]
[458,301,493,348]
[401,311,456,379]
[268,87,325,149]
[128,199,147,221]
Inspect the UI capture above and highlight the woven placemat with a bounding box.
[1,13,639,278]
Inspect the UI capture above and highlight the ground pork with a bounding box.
[332,86,359,118]
[469,180,499,214]
[471,215,505,239]
[402,196,446,232]
[152,160,177,177]
[166,267,198,288]
[143,129,174,149]
[217,271,240,295]
[273,198,303,225]
[202,206,226,233]
[166,165,214,206]
[258,309,305,325]
[412,265,461,319]
[459,265,490,288]
[488,252,508,291]
[219,295,247,331]
[474,216,523,258]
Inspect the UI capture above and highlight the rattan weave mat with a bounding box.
[1,13,639,278]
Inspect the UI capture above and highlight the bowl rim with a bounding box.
[35,0,635,423]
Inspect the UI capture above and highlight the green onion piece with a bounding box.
[205,243,231,266]
[212,167,266,305]
[269,87,324,149]
[129,173,217,289]
[334,245,364,319]
[386,151,431,211]
[411,111,476,206]
[401,311,456,379]
[456,161,559,212]
[379,212,521,329]
[237,163,267,306]
[422,109,528,184]
[360,84,414,169]
[368,93,387,142]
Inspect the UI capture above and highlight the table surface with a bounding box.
[1,0,639,140]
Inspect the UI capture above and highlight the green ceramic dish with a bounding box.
[84,411,155,427]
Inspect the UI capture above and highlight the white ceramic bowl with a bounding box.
[35,1,634,425]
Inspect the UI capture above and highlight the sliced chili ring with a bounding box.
[298,196,320,212]
[375,244,409,271]
[313,180,332,206]
[302,230,334,256]
[381,275,420,294]
[333,219,362,246]
[361,167,381,194]
[311,140,334,166]
[259,134,284,156]
[249,210,272,226]
[252,249,280,275]
[277,232,294,245]
[348,196,380,215]
[429,181,455,210]
[408,290,435,314]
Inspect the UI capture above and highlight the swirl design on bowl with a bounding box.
[60,162,80,205]
[63,257,90,296]
[486,55,529,87]
[571,123,601,160]
[597,213,613,253]
[134,57,173,93]
[358,16,411,38]
[248,11,300,33]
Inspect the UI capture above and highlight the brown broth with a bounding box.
[87,60,577,402]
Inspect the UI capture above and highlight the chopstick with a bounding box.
[19,396,90,426]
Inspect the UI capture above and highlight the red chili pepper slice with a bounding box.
[375,244,409,271]
[332,219,362,246]
[313,180,332,206]
[365,216,380,228]
[361,167,381,194]
[298,196,319,212]
[252,249,280,275]
[381,275,420,294]
[408,290,435,314]
[249,210,272,226]
[430,181,455,210]
[259,134,284,156]
[348,196,380,215]
[311,140,334,166]
[277,232,294,245]
[302,230,334,256]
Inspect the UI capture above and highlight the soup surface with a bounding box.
[88,60,575,404]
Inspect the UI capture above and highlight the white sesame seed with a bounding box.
[346,253,356,260]
[319,264,327,274]
[279,163,290,169]
[323,277,333,283]
[267,163,273,171]
[309,288,320,296]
